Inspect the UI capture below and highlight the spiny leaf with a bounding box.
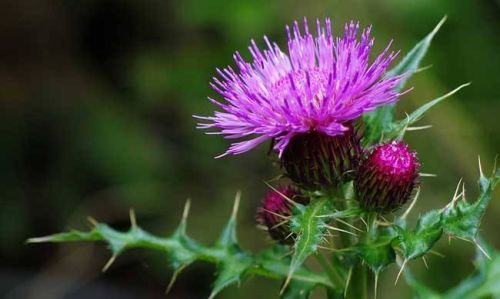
[441,166,499,242]
[362,17,446,146]
[385,83,470,141]
[283,199,332,292]
[393,210,443,260]
[385,16,447,90]
[255,245,335,289]
[356,236,396,274]
[404,240,500,299]
[209,193,255,299]
[29,193,335,297]
[209,252,253,299]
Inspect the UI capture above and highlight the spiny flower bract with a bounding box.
[196,18,406,157]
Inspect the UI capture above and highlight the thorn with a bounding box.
[232,191,241,221]
[279,250,294,259]
[102,255,117,272]
[181,199,191,225]
[359,216,369,231]
[475,240,491,260]
[406,125,433,131]
[165,265,187,294]
[87,216,98,226]
[429,250,446,258]
[256,224,268,231]
[263,209,290,220]
[335,218,363,232]
[374,272,379,299]
[270,219,289,230]
[419,173,437,177]
[281,266,295,295]
[402,187,420,219]
[433,16,448,36]
[284,232,294,241]
[317,245,338,252]
[375,221,393,226]
[443,178,463,211]
[395,259,407,285]
[452,178,463,202]
[26,236,52,243]
[422,256,429,269]
[380,215,391,223]
[344,266,353,297]
[324,224,357,236]
[478,156,484,178]
[264,182,297,206]
[414,64,433,73]
[129,209,137,228]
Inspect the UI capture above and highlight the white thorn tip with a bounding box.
[182,199,191,222]
[475,241,491,260]
[395,259,407,285]
[102,255,117,273]
[478,156,484,178]
[264,182,297,206]
[232,192,241,220]
[129,209,137,228]
[87,216,98,226]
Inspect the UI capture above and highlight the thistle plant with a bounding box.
[29,17,500,299]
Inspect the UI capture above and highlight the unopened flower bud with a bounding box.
[256,186,308,244]
[354,141,419,212]
[281,124,362,189]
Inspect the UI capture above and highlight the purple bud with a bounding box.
[256,186,308,244]
[281,123,362,189]
[355,141,420,212]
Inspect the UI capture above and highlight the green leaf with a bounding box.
[444,244,500,299]
[209,194,254,299]
[209,252,253,299]
[256,245,334,289]
[385,16,447,91]
[362,17,446,146]
[404,240,500,299]
[393,210,443,260]
[441,167,499,241]
[384,83,470,141]
[356,236,396,273]
[28,194,335,297]
[285,199,333,291]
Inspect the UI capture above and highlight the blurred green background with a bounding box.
[0,0,499,298]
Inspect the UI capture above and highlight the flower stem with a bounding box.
[315,251,344,289]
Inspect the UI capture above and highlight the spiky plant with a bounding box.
[29,17,500,299]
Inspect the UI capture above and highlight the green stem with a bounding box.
[315,251,344,289]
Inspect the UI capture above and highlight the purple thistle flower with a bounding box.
[196,18,406,158]
[354,141,420,212]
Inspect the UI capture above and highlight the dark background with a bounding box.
[1,0,499,298]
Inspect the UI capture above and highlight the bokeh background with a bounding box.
[1,0,499,298]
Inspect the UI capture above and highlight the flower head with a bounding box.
[282,122,362,188]
[196,18,405,157]
[354,141,420,212]
[256,186,307,243]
